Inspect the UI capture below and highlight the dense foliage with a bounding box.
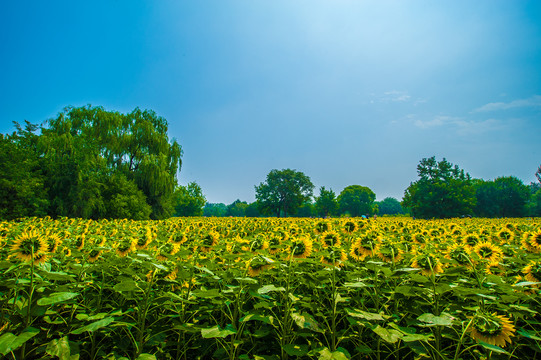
[1,216,541,359]
[402,157,476,219]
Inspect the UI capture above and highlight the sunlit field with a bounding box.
[1,216,541,359]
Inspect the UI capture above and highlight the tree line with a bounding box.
[1,106,540,220]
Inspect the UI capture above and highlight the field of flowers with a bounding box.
[1,216,541,360]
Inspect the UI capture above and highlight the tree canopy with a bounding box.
[173,182,206,217]
[402,157,476,219]
[255,169,314,217]
[337,185,376,217]
[315,186,338,217]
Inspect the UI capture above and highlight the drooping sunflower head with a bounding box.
[470,312,515,348]
[497,228,514,242]
[10,230,48,263]
[320,231,341,249]
[349,239,368,262]
[377,238,403,263]
[528,230,541,252]
[473,241,503,265]
[342,221,357,234]
[445,243,471,266]
[463,233,480,249]
[320,245,348,268]
[315,221,331,234]
[523,260,541,283]
[290,236,313,259]
[45,232,63,253]
[250,234,269,252]
[411,252,444,276]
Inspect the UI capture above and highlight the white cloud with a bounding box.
[413,115,504,135]
[473,95,541,112]
[381,90,411,103]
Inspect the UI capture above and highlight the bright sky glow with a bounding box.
[1,1,540,204]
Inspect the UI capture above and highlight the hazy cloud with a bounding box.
[473,95,541,112]
[414,115,504,135]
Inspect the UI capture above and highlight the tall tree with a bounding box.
[315,186,338,217]
[0,122,48,219]
[173,182,206,217]
[226,200,249,217]
[255,169,314,217]
[402,157,476,219]
[376,197,404,215]
[492,176,529,217]
[39,105,182,219]
[337,185,376,217]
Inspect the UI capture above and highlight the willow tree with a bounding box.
[39,105,182,219]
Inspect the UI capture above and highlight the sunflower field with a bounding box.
[1,216,541,360]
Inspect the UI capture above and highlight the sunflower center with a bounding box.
[474,316,503,336]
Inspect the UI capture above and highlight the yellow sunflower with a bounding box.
[10,230,48,263]
[411,252,444,276]
[320,231,341,249]
[445,243,471,267]
[349,239,368,261]
[289,236,313,259]
[470,312,515,348]
[473,241,503,265]
[320,246,348,268]
[523,260,541,284]
[315,221,332,234]
[528,230,541,253]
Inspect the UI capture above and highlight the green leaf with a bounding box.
[347,308,389,321]
[192,289,221,298]
[113,280,138,292]
[372,326,402,343]
[291,312,321,332]
[37,292,79,306]
[0,327,39,356]
[343,281,371,288]
[318,347,350,360]
[518,328,541,341]
[137,354,157,360]
[71,317,114,335]
[282,344,309,356]
[477,341,510,355]
[240,313,274,325]
[0,333,17,356]
[46,337,71,360]
[201,325,236,338]
[235,277,259,284]
[417,313,455,327]
[257,284,285,294]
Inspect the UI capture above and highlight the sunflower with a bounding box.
[289,236,313,259]
[354,234,380,259]
[200,231,219,252]
[377,238,403,263]
[349,239,368,261]
[156,242,180,260]
[411,252,444,276]
[73,235,85,251]
[521,232,537,252]
[45,233,62,253]
[342,221,357,234]
[523,260,541,283]
[10,230,48,263]
[497,228,514,242]
[87,249,102,262]
[320,246,348,268]
[445,243,471,267]
[463,233,480,250]
[470,312,515,348]
[473,241,503,265]
[528,230,541,253]
[246,256,272,276]
[315,221,331,234]
[115,238,136,257]
[320,231,341,249]
[266,233,283,254]
[250,234,269,252]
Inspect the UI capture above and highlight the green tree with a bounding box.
[102,173,152,220]
[376,197,404,215]
[39,105,182,219]
[315,186,338,217]
[295,201,315,217]
[473,179,500,218]
[245,202,261,217]
[493,176,529,217]
[204,203,227,217]
[255,169,314,217]
[402,157,476,219]
[0,123,48,219]
[173,182,206,217]
[337,185,376,217]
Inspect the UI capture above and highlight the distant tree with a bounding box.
[402,157,476,219]
[315,186,338,217]
[296,201,315,217]
[473,179,500,218]
[102,173,152,220]
[536,165,541,185]
[0,123,48,219]
[204,203,227,217]
[493,176,529,217]
[39,105,182,219]
[337,185,376,217]
[226,200,248,217]
[376,197,404,215]
[255,169,314,217]
[245,202,261,217]
[529,188,541,217]
[173,182,206,217]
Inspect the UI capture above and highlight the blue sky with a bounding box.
[1,1,540,204]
